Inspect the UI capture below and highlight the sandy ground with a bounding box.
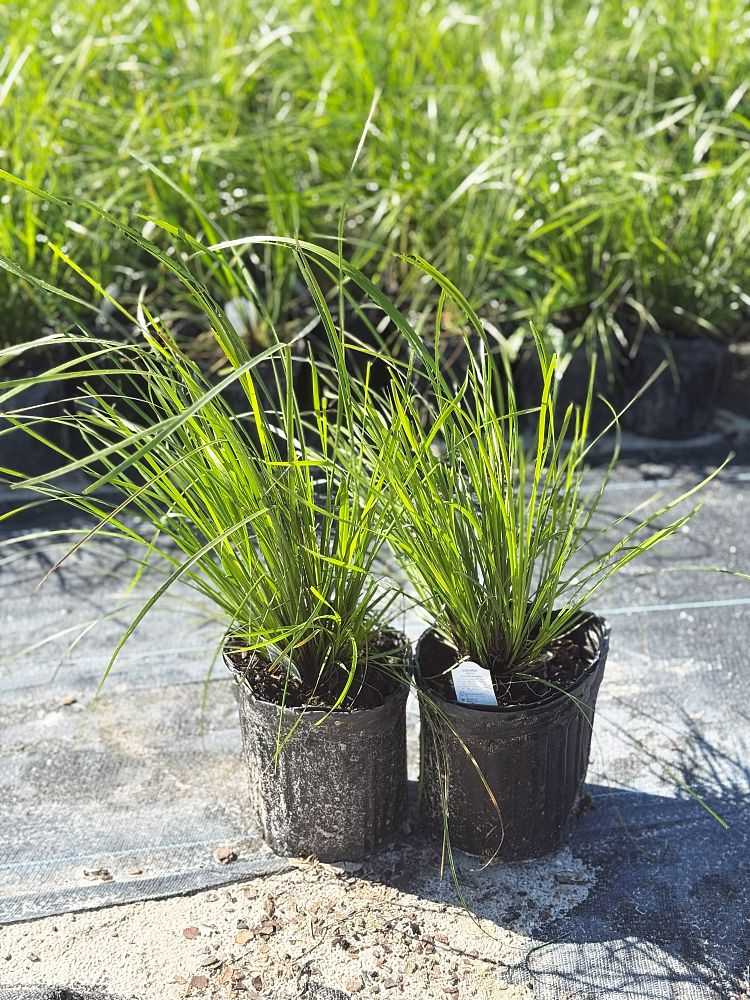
[0,846,595,999]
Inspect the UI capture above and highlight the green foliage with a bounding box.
[1,0,748,349]
[0,172,733,690]
[0,265,408,706]
[349,277,729,677]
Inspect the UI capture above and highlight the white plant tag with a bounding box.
[451,660,498,706]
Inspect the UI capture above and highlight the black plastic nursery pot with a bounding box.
[227,650,410,862]
[513,346,614,435]
[619,331,727,440]
[417,617,610,861]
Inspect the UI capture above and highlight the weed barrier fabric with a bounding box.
[1,456,750,998]
[0,509,289,924]
[527,778,750,999]
[0,844,286,925]
[0,990,127,1000]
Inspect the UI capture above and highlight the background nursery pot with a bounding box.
[227,650,410,862]
[417,617,610,861]
[619,332,727,439]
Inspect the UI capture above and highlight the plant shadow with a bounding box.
[357,718,750,999]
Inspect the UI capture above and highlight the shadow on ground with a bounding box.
[355,722,750,1000]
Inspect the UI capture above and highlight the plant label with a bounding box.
[452,660,497,706]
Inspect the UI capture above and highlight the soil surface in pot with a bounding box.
[420,613,603,708]
[226,628,408,712]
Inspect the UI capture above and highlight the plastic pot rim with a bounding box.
[223,645,412,730]
[415,614,610,721]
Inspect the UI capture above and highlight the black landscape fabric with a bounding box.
[1,451,749,998]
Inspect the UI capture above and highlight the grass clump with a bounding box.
[350,266,729,679]
[0,0,747,358]
[0,162,735,690]
[0,238,410,709]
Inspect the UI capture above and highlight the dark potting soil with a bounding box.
[421,613,603,709]
[226,629,409,712]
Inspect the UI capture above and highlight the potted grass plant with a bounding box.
[218,349,412,860]
[349,270,727,861]
[0,247,413,862]
[0,175,731,863]
[615,161,747,440]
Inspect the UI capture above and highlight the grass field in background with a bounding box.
[0,0,748,360]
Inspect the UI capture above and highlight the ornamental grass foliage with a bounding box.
[0,176,730,702]
[1,0,747,357]
[0,213,412,711]
[345,259,728,680]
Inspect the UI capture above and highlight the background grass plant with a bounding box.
[1,0,747,362]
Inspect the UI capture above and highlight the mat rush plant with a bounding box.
[0,205,732,864]
[352,277,728,861]
[0,275,413,861]
[2,0,748,367]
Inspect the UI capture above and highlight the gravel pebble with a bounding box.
[1,848,593,999]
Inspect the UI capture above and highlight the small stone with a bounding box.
[346,980,363,993]
[183,927,200,940]
[83,868,112,882]
[60,695,77,706]
[189,976,208,990]
[213,845,237,864]
[28,953,40,963]
[235,929,254,946]
[554,872,588,885]
[126,866,142,876]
